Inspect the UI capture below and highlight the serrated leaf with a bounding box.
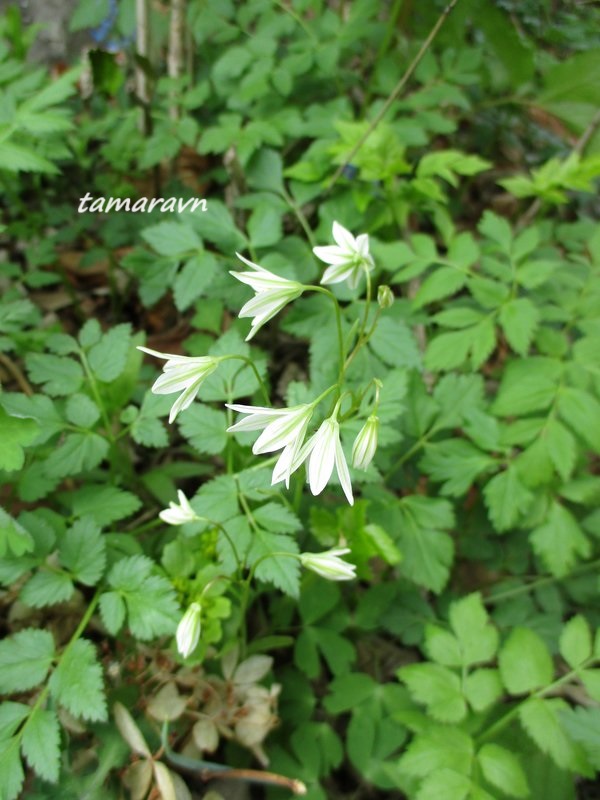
[559,615,592,669]
[478,744,528,798]
[416,768,471,800]
[492,358,562,416]
[483,465,533,533]
[142,222,202,257]
[0,629,55,693]
[173,251,217,311]
[499,297,539,356]
[0,408,40,472]
[178,405,227,455]
[499,628,553,694]
[65,393,101,428]
[0,737,24,800]
[397,496,455,593]
[107,555,179,639]
[69,486,142,526]
[248,530,300,598]
[545,418,576,481]
[420,439,495,496]
[464,668,503,711]
[253,502,301,534]
[530,502,590,577]
[21,708,60,783]
[59,517,106,585]
[44,432,109,477]
[400,727,474,778]
[48,639,107,721]
[25,353,84,396]
[519,697,589,772]
[449,593,498,665]
[399,663,466,722]
[414,267,468,308]
[20,570,74,608]
[558,388,600,452]
[88,324,132,382]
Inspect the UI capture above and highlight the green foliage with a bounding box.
[1,0,600,797]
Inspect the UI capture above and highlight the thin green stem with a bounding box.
[304,285,346,385]
[327,0,460,190]
[79,349,115,442]
[485,558,600,605]
[221,354,270,405]
[282,186,317,247]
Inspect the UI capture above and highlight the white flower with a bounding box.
[159,490,198,525]
[137,346,220,423]
[305,415,354,505]
[351,414,379,470]
[227,402,314,487]
[230,253,304,341]
[299,548,356,581]
[176,602,202,658]
[313,221,374,290]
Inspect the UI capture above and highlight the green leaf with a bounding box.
[558,388,600,451]
[483,465,533,533]
[105,555,179,639]
[545,418,576,481]
[69,486,142,526]
[399,663,467,722]
[246,148,284,193]
[420,440,495,497]
[559,615,592,669]
[248,530,300,598]
[0,508,34,557]
[478,744,528,798]
[65,394,101,428]
[530,502,590,577]
[59,518,106,586]
[0,737,24,800]
[414,266,468,307]
[464,669,503,711]
[142,222,202,257]
[248,203,283,248]
[499,298,539,356]
[49,639,107,721]
[20,570,74,607]
[0,142,58,174]
[69,0,110,30]
[0,408,39,472]
[397,505,454,594]
[560,707,600,768]
[0,629,55,693]
[88,323,132,382]
[98,592,126,635]
[519,697,589,772]
[400,727,474,778]
[0,703,29,740]
[499,628,553,694]
[44,432,109,477]
[25,353,83,396]
[178,405,227,455]
[253,502,302,534]
[324,673,377,714]
[173,251,217,311]
[416,768,471,800]
[492,358,562,416]
[479,210,512,252]
[21,708,60,783]
[449,593,499,665]
[368,316,422,369]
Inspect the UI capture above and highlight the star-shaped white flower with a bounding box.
[159,490,199,525]
[304,415,354,505]
[227,402,314,488]
[299,547,356,581]
[230,253,304,341]
[313,221,374,290]
[137,346,220,423]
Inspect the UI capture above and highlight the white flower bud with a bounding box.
[351,414,379,471]
[176,602,202,658]
[299,548,356,581]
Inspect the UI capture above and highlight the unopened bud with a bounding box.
[351,414,379,470]
[176,602,202,658]
[377,285,394,309]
